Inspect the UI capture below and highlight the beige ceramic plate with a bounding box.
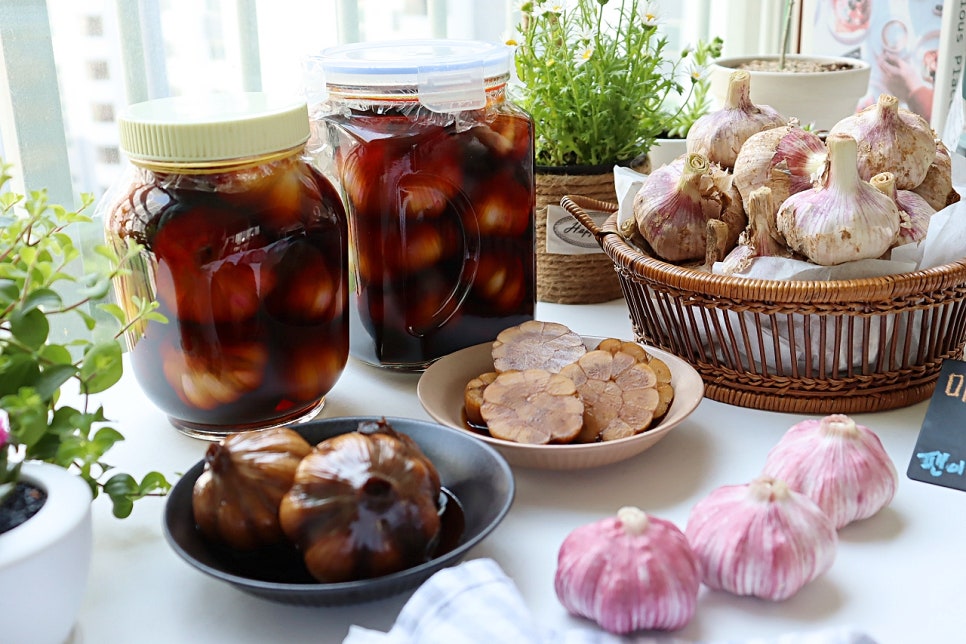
[417,336,704,470]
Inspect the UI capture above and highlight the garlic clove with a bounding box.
[870,171,936,246]
[761,413,899,529]
[687,70,786,170]
[828,93,936,189]
[776,133,900,266]
[633,153,727,263]
[554,506,701,633]
[733,120,828,207]
[685,476,837,601]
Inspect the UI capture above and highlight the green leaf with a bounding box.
[97,303,128,324]
[77,274,112,300]
[21,288,62,314]
[138,471,172,495]
[33,364,77,400]
[91,426,124,453]
[10,308,49,349]
[0,355,40,397]
[78,342,122,393]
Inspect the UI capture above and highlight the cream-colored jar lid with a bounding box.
[118,92,309,164]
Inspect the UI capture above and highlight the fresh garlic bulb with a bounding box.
[913,139,961,211]
[718,186,794,275]
[870,172,935,246]
[686,70,786,170]
[685,476,837,601]
[828,93,936,189]
[555,506,701,633]
[761,414,898,529]
[733,120,828,207]
[776,133,900,266]
[633,153,734,263]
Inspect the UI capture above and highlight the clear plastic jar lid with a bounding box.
[308,39,513,113]
[118,92,310,164]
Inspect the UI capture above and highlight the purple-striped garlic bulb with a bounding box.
[633,153,738,263]
[761,414,898,529]
[687,69,786,170]
[685,476,837,601]
[828,93,935,189]
[776,133,900,265]
[733,119,828,207]
[870,172,936,246]
[554,506,700,633]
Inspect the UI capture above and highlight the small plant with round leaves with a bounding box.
[0,159,170,519]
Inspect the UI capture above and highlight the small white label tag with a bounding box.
[545,204,607,255]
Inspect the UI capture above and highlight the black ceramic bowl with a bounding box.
[162,416,515,606]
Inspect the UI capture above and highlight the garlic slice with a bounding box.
[761,414,899,529]
[555,506,701,633]
[685,476,837,601]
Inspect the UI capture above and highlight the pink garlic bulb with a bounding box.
[685,476,837,602]
[870,172,936,246]
[733,120,828,207]
[554,506,700,634]
[761,414,898,529]
[632,153,734,263]
[686,69,786,170]
[828,93,935,189]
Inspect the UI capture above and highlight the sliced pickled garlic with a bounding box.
[491,320,587,373]
[595,338,674,418]
[480,369,584,444]
[162,341,268,409]
[560,350,660,442]
[464,371,499,427]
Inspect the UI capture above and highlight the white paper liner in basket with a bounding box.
[613,165,966,374]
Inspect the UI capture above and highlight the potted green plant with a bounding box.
[0,159,170,644]
[510,0,698,303]
[707,0,871,131]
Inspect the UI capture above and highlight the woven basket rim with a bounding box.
[566,196,966,304]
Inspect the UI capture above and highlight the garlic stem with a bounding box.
[724,70,753,110]
[818,414,859,438]
[617,506,649,536]
[748,476,791,503]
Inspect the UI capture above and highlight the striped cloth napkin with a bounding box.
[343,558,878,644]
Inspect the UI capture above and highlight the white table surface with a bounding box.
[75,299,966,644]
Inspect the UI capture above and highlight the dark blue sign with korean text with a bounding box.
[908,359,966,491]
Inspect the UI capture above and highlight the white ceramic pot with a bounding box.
[647,138,687,172]
[708,55,872,131]
[0,462,93,644]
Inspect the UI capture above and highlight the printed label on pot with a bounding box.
[545,205,607,255]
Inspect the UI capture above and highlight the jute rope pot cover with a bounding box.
[536,168,624,304]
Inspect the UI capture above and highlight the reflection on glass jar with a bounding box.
[310,40,536,370]
[102,93,349,438]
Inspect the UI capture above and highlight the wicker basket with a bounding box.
[562,194,966,414]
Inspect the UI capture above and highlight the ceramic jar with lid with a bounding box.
[101,92,349,438]
[307,40,536,370]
